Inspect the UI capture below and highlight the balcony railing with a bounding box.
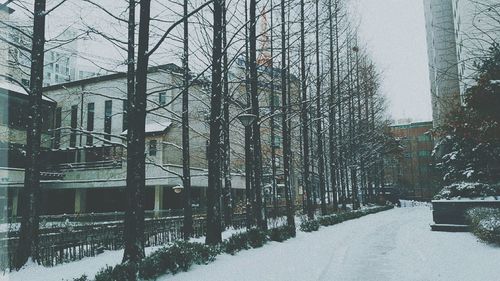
[56,160,122,171]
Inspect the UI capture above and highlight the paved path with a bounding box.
[168,206,500,281]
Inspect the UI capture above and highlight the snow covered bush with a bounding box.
[222,232,251,254]
[467,208,500,245]
[299,219,320,232]
[94,262,136,281]
[137,241,217,280]
[247,228,267,248]
[433,182,500,199]
[268,225,295,242]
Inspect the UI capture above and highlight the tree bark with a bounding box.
[328,0,338,211]
[221,0,233,227]
[182,0,193,239]
[206,0,223,245]
[315,0,327,215]
[300,0,313,220]
[249,0,266,230]
[15,0,46,269]
[281,0,295,232]
[123,0,150,264]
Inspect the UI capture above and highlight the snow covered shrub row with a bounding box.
[137,241,218,280]
[300,205,394,233]
[299,219,320,232]
[268,225,296,242]
[433,182,500,200]
[71,226,296,281]
[467,208,500,245]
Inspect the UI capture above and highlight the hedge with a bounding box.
[467,207,500,245]
[299,205,394,233]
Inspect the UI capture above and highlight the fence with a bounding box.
[0,213,247,271]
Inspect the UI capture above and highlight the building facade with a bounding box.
[423,0,499,126]
[385,121,438,200]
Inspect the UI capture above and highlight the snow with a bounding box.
[166,207,500,281]
[121,121,172,135]
[0,80,54,102]
[4,207,500,281]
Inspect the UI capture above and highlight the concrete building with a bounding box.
[0,59,301,217]
[423,0,499,126]
[384,121,438,200]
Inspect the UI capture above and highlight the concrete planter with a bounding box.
[431,199,500,231]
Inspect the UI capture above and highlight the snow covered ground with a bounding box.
[167,206,500,281]
[4,206,500,281]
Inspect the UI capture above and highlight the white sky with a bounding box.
[352,0,433,122]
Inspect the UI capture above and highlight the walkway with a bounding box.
[168,206,500,281]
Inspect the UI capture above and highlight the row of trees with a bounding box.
[3,0,393,273]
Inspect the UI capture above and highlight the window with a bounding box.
[122,100,127,131]
[159,92,167,105]
[149,140,157,156]
[70,105,78,147]
[53,107,62,149]
[86,103,95,146]
[271,135,281,148]
[55,64,59,73]
[270,94,280,107]
[418,150,430,157]
[104,100,112,141]
[417,135,431,142]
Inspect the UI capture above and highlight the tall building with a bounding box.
[423,0,461,126]
[423,0,499,126]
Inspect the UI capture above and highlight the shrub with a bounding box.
[94,262,136,281]
[467,207,500,245]
[434,182,500,200]
[138,241,217,280]
[72,275,89,281]
[268,225,295,242]
[299,219,320,232]
[247,228,267,248]
[223,232,250,255]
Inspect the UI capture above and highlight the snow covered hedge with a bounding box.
[433,182,500,200]
[467,208,500,245]
[300,205,394,233]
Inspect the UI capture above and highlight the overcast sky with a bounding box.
[352,0,433,122]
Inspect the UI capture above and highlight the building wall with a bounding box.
[423,0,461,127]
[423,0,499,127]
[387,121,438,200]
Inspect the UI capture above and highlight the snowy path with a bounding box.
[167,206,500,281]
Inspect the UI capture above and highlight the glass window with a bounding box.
[104,100,112,141]
[149,140,157,156]
[122,100,127,131]
[70,105,78,147]
[159,92,166,105]
[418,150,430,157]
[86,103,95,146]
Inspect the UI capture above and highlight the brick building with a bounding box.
[384,121,439,200]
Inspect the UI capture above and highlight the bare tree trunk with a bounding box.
[300,0,313,220]
[281,0,295,233]
[328,0,338,211]
[182,0,193,239]
[221,0,233,227]
[249,0,266,230]
[315,0,327,215]
[206,0,223,245]
[123,0,150,264]
[269,0,278,219]
[244,0,255,229]
[15,0,46,269]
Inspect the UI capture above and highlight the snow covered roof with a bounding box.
[121,121,172,136]
[0,79,55,102]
